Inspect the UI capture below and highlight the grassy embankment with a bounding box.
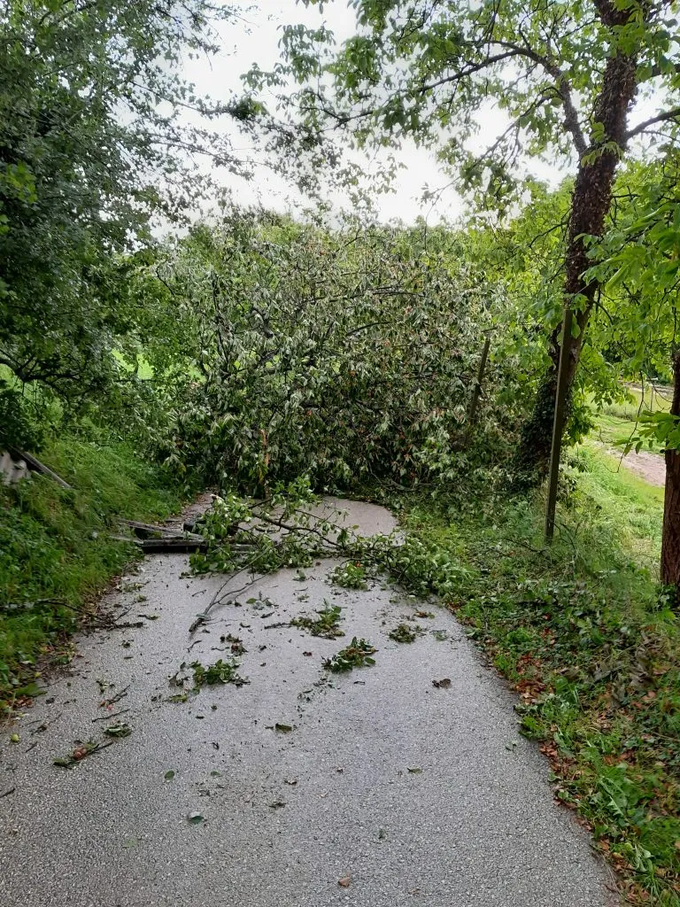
[0,439,181,713]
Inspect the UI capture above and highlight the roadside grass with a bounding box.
[601,385,672,421]
[577,441,664,536]
[0,438,181,712]
[392,448,678,904]
[591,411,644,449]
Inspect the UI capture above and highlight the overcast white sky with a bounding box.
[180,1,565,224]
[174,0,672,226]
[179,1,468,223]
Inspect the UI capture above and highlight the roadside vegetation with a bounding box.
[0,440,180,711]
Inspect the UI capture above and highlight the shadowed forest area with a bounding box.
[1,1,680,903]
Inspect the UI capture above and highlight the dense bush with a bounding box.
[147,212,517,493]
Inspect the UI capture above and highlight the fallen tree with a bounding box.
[147,212,516,493]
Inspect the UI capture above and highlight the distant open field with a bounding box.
[590,384,672,452]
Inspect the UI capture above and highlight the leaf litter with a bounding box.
[291,602,344,638]
[324,638,377,673]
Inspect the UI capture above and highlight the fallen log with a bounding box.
[11,449,72,489]
[110,534,207,553]
[120,519,204,541]
[131,536,207,553]
[121,519,202,540]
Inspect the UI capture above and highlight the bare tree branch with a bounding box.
[494,41,587,155]
[626,105,680,139]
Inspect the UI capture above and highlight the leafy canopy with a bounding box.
[0,0,243,442]
[252,0,680,211]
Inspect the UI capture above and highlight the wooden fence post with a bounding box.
[544,307,573,543]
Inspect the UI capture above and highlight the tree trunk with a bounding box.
[661,350,680,590]
[513,20,639,489]
[467,333,491,435]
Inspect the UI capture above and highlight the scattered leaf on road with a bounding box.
[53,738,114,768]
[220,634,246,656]
[432,678,451,688]
[164,770,175,781]
[291,602,344,639]
[187,811,204,824]
[324,638,377,673]
[388,623,424,643]
[338,876,352,888]
[104,722,132,738]
[191,658,248,687]
[269,799,286,809]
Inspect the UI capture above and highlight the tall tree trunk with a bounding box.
[513,17,639,489]
[661,350,680,591]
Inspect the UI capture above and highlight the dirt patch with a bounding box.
[607,447,666,487]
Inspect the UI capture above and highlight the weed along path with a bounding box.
[0,499,616,907]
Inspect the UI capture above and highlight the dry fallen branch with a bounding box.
[12,448,72,489]
[189,570,260,634]
[53,738,116,768]
[100,684,130,708]
[92,707,129,723]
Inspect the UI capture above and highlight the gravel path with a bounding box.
[0,499,617,907]
[615,448,666,487]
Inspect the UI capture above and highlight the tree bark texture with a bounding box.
[661,351,680,589]
[513,12,640,488]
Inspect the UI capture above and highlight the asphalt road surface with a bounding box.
[0,499,617,907]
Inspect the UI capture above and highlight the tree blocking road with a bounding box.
[258,0,680,484]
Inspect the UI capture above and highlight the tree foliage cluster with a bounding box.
[0,0,245,445]
[131,211,519,493]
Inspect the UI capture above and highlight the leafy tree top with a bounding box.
[251,0,680,211]
[0,0,245,402]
